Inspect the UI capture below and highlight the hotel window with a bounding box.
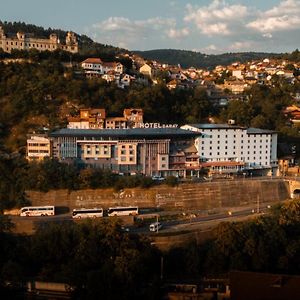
[162,157,166,161]
[162,164,166,168]
[121,157,126,162]
[121,150,126,155]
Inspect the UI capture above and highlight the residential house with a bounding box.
[81,58,104,77]
[139,63,153,78]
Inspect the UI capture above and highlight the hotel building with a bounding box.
[181,124,277,175]
[48,127,201,177]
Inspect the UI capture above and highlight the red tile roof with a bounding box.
[81,58,103,64]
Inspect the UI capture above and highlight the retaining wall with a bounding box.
[26,179,290,211]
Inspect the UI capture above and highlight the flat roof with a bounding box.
[187,123,245,130]
[185,124,276,134]
[49,128,201,139]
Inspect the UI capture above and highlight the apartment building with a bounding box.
[181,124,277,175]
[67,108,143,129]
[26,135,52,161]
[0,26,78,53]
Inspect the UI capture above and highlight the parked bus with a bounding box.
[107,206,139,217]
[149,221,162,232]
[72,208,103,219]
[20,206,55,217]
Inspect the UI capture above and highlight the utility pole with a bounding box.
[257,195,260,213]
[160,256,164,281]
[156,214,159,233]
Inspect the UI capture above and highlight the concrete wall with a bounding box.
[26,179,290,211]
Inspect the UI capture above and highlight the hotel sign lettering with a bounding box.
[137,122,178,128]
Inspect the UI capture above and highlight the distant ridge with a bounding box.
[134,49,280,69]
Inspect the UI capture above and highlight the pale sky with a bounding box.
[1,0,299,53]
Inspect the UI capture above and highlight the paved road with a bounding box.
[10,202,273,235]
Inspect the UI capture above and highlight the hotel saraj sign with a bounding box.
[136,122,178,128]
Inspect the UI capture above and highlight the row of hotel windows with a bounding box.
[202,152,270,157]
[202,145,269,150]
[202,129,269,137]
[202,139,269,144]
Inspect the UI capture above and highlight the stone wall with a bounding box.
[26,179,290,211]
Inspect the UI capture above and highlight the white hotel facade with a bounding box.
[181,124,277,175]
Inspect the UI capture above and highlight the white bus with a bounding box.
[107,206,139,217]
[149,222,162,232]
[72,208,103,219]
[20,206,55,217]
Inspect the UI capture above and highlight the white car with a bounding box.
[152,176,165,181]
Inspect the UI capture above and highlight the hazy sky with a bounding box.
[1,0,299,53]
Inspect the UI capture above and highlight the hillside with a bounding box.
[134,49,280,69]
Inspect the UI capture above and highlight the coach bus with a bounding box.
[20,206,55,217]
[107,206,139,217]
[72,208,103,219]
